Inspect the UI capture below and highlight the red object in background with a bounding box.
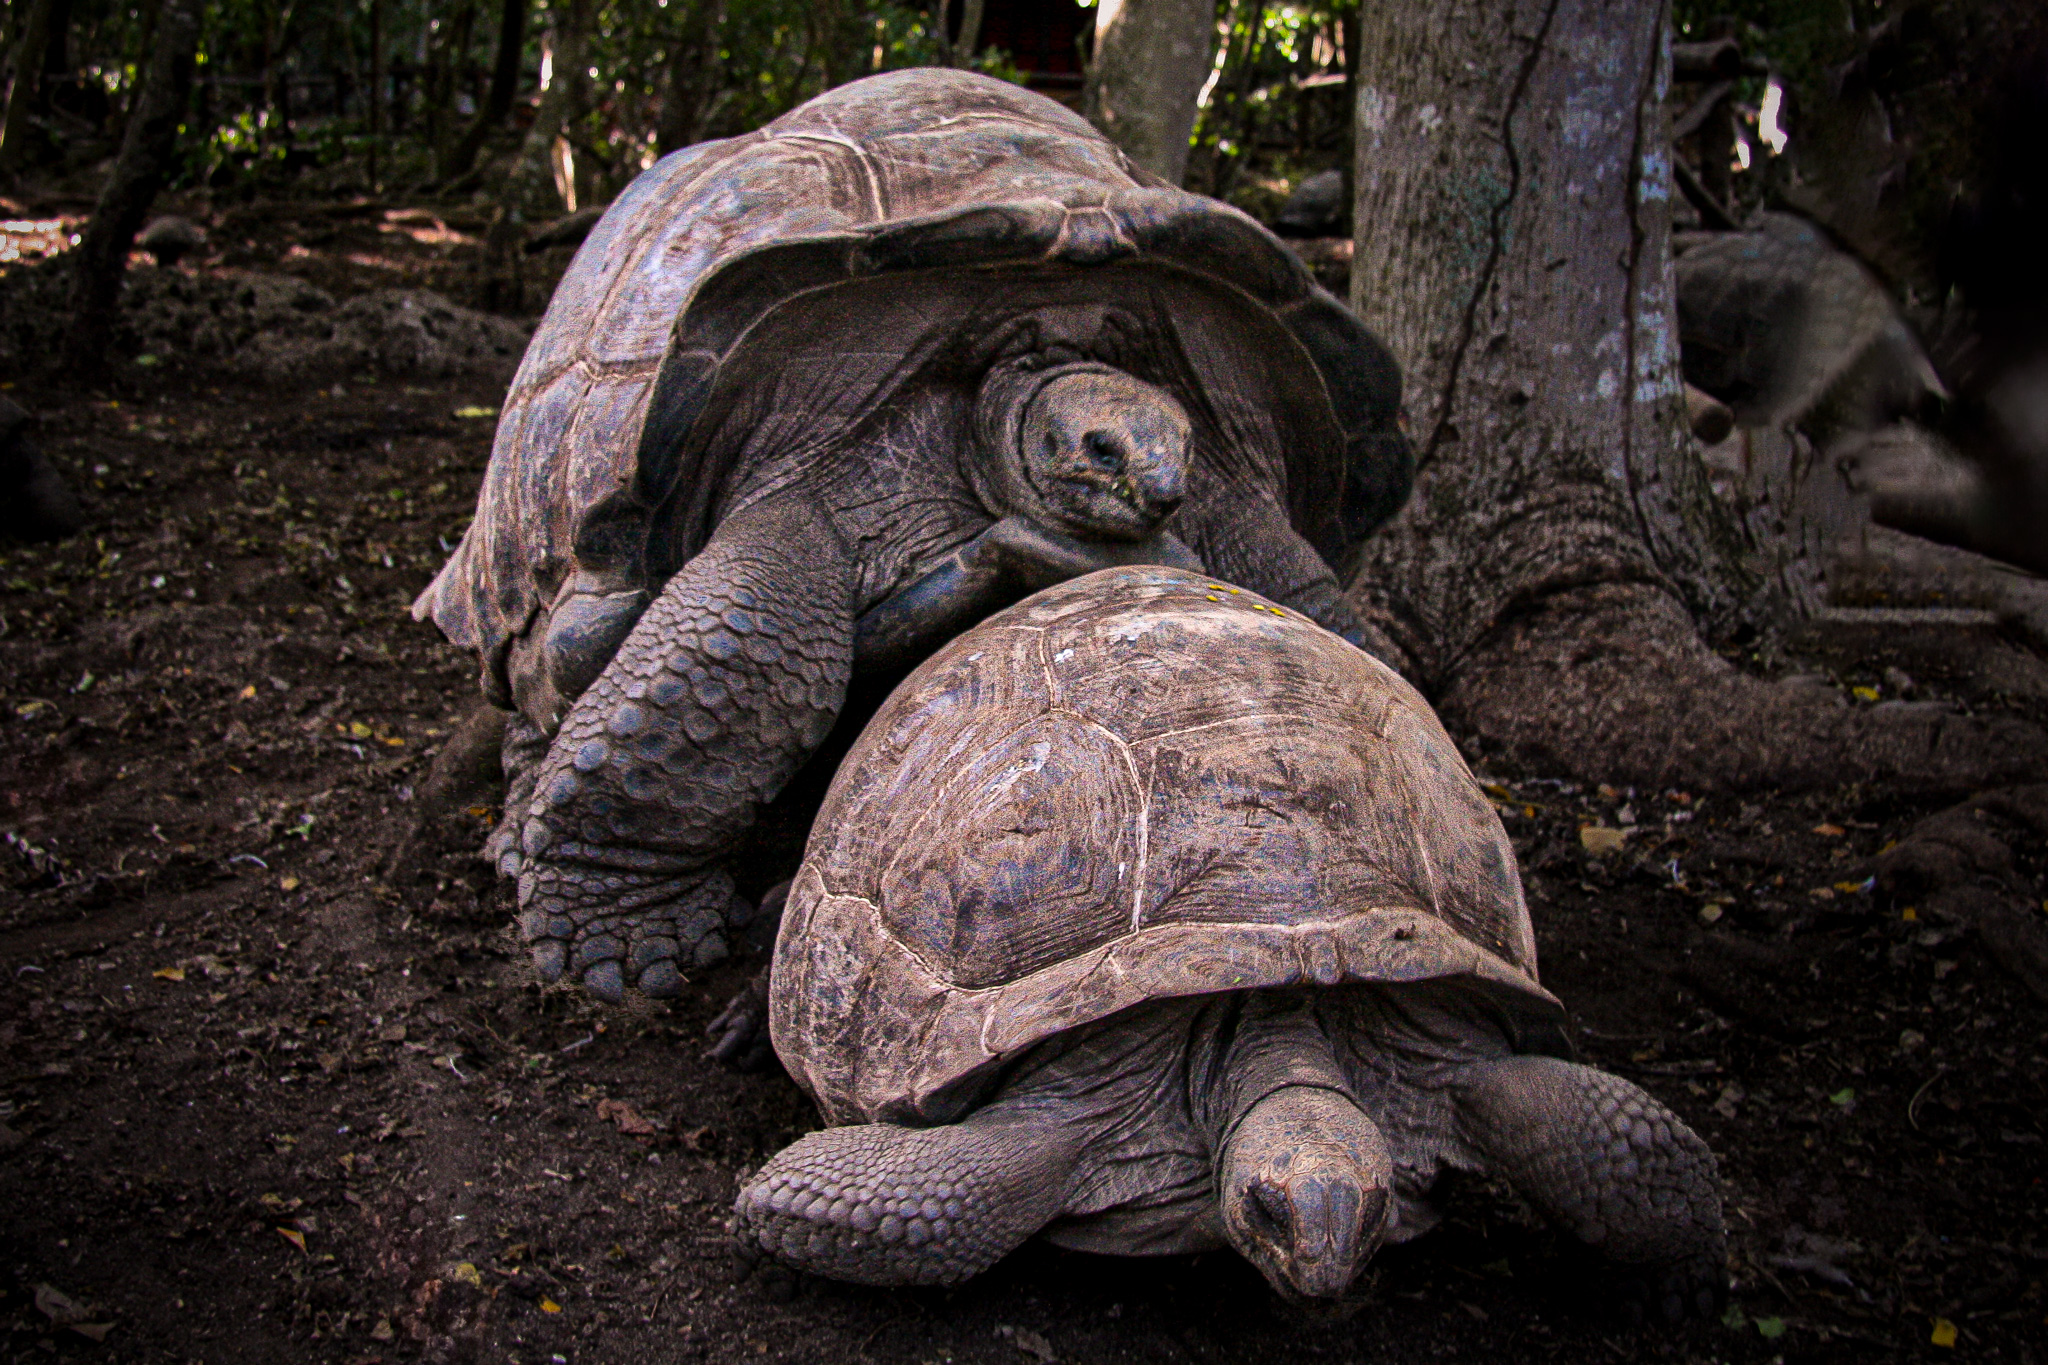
[952,0,1092,90]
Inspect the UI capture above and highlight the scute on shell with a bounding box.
[772,567,1568,1127]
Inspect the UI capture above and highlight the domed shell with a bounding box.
[772,566,1568,1126]
[413,69,1407,701]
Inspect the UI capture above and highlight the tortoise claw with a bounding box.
[515,863,734,1001]
[582,960,626,1002]
[1604,1252,1728,1327]
[530,939,568,982]
[705,971,774,1072]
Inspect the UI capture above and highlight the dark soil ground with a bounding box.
[1,216,2044,1365]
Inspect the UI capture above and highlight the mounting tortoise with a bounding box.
[737,566,1725,1316]
[414,69,1412,1007]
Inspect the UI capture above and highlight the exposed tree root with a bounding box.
[1438,582,2048,794]
[1874,785,2048,1002]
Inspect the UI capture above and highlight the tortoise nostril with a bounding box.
[1244,1181,1290,1245]
[1083,430,1126,474]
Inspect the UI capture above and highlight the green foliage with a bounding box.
[1187,0,1353,213]
[9,0,1030,202]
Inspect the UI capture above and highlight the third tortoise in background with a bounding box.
[413,69,1412,1006]
[740,567,1725,1318]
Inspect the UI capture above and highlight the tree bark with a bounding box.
[440,0,527,185]
[0,0,56,174]
[1082,0,1215,185]
[655,0,726,154]
[953,0,985,66]
[57,0,196,377]
[425,0,478,170]
[366,0,383,190]
[505,0,591,214]
[1344,0,2046,793]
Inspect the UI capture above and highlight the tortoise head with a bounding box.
[1218,1085,1394,1301]
[973,362,1190,542]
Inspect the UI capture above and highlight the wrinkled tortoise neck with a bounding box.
[1199,992,1395,1301]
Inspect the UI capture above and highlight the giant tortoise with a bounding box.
[737,566,1724,1316]
[414,69,1412,1005]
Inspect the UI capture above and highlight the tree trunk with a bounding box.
[655,0,726,154]
[57,0,196,377]
[262,0,301,159]
[809,0,868,91]
[0,0,56,174]
[1082,0,1214,185]
[440,0,526,185]
[953,0,985,66]
[366,0,383,190]
[425,0,478,169]
[505,0,590,214]
[115,0,164,138]
[1344,0,2046,793]
[1214,0,1268,200]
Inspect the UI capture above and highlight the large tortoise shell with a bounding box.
[772,567,1568,1125]
[413,69,1406,701]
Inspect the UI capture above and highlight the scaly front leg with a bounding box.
[853,515,1204,673]
[1453,1055,1727,1323]
[514,500,855,1001]
[1173,491,1401,662]
[735,1106,1082,1286]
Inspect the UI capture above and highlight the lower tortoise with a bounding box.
[736,567,1725,1316]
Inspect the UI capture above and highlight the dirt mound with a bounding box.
[0,258,531,380]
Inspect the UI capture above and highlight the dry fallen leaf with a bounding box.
[152,965,185,981]
[34,1283,113,1341]
[596,1098,657,1136]
[1013,1328,1057,1363]
[1579,825,1627,855]
[1813,822,1846,837]
[451,1262,484,1288]
[1931,1318,1958,1348]
[280,876,301,892]
[34,1283,84,1324]
[277,1226,307,1252]
[539,1298,562,1314]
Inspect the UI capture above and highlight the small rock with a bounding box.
[138,215,206,266]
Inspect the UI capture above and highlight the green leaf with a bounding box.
[1755,1316,1787,1339]
[1830,1087,1856,1106]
